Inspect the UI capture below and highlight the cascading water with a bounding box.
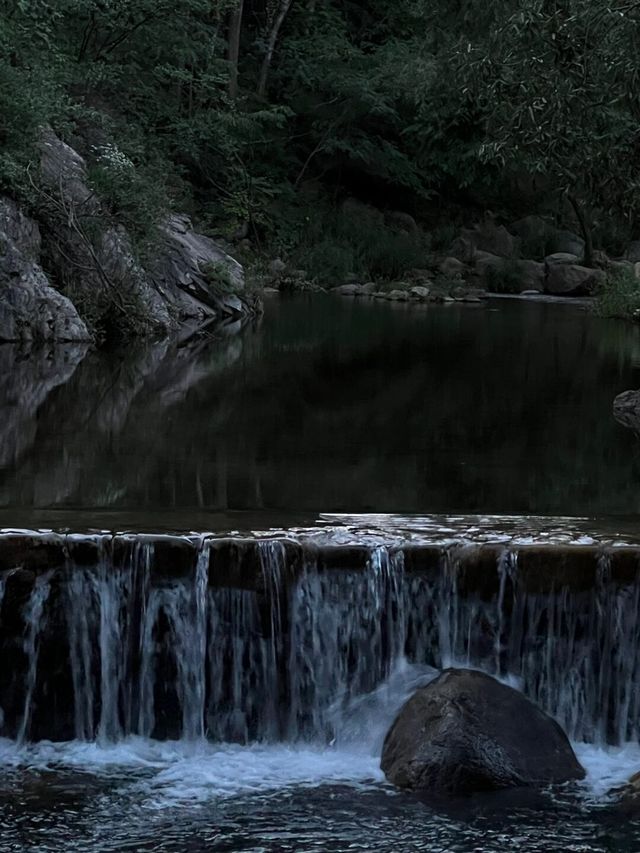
[1,534,640,749]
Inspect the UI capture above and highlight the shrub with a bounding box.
[483,260,525,293]
[278,201,430,285]
[595,268,640,320]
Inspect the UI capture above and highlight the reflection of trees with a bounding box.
[1,299,639,517]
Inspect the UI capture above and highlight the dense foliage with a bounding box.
[2,0,640,278]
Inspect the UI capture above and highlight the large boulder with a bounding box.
[509,215,550,244]
[545,257,605,295]
[0,198,90,343]
[459,223,518,259]
[514,259,545,291]
[614,390,640,433]
[473,254,544,292]
[380,669,584,794]
[548,229,584,258]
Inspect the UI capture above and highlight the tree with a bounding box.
[455,0,640,261]
[257,0,294,98]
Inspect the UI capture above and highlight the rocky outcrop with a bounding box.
[148,214,248,324]
[380,668,584,794]
[0,198,90,343]
[36,129,258,340]
[614,390,640,433]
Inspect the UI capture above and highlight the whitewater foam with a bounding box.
[0,736,638,809]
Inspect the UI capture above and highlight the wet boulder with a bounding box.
[611,771,640,814]
[381,668,585,795]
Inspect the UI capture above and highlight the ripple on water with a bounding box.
[0,741,640,852]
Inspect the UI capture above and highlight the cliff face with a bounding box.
[0,130,260,345]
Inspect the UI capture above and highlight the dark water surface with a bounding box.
[1,296,640,520]
[0,764,639,853]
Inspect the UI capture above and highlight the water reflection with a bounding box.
[0,297,639,517]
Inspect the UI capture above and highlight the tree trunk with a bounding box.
[227,0,244,99]
[568,193,594,267]
[257,0,293,99]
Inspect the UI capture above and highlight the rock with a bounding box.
[545,252,580,266]
[545,262,605,296]
[509,215,550,243]
[0,198,41,260]
[513,260,546,291]
[410,285,431,300]
[269,258,287,276]
[473,255,544,291]
[263,287,279,295]
[380,669,585,795]
[549,229,584,258]
[385,210,420,235]
[387,289,410,301]
[460,223,518,259]
[439,257,467,278]
[0,198,90,343]
[614,390,640,433]
[333,283,363,296]
[447,236,476,264]
[450,284,470,300]
[473,252,504,281]
[360,282,377,295]
[149,214,247,319]
[40,128,100,212]
[611,771,640,813]
[520,289,542,296]
[38,130,257,337]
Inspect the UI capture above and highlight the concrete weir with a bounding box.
[0,521,639,746]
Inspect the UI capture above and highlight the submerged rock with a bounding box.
[614,390,640,433]
[380,668,585,795]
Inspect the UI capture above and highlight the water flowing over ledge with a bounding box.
[1,515,639,749]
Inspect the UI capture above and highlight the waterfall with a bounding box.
[16,573,52,745]
[1,534,640,746]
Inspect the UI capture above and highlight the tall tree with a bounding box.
[257,0,294,98]
[228,0,244,98]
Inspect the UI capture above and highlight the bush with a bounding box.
[595,268,640,320]
[277,201,430,285]
[483,260,525,293]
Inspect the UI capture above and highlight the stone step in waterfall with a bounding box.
[0,527,639,747]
